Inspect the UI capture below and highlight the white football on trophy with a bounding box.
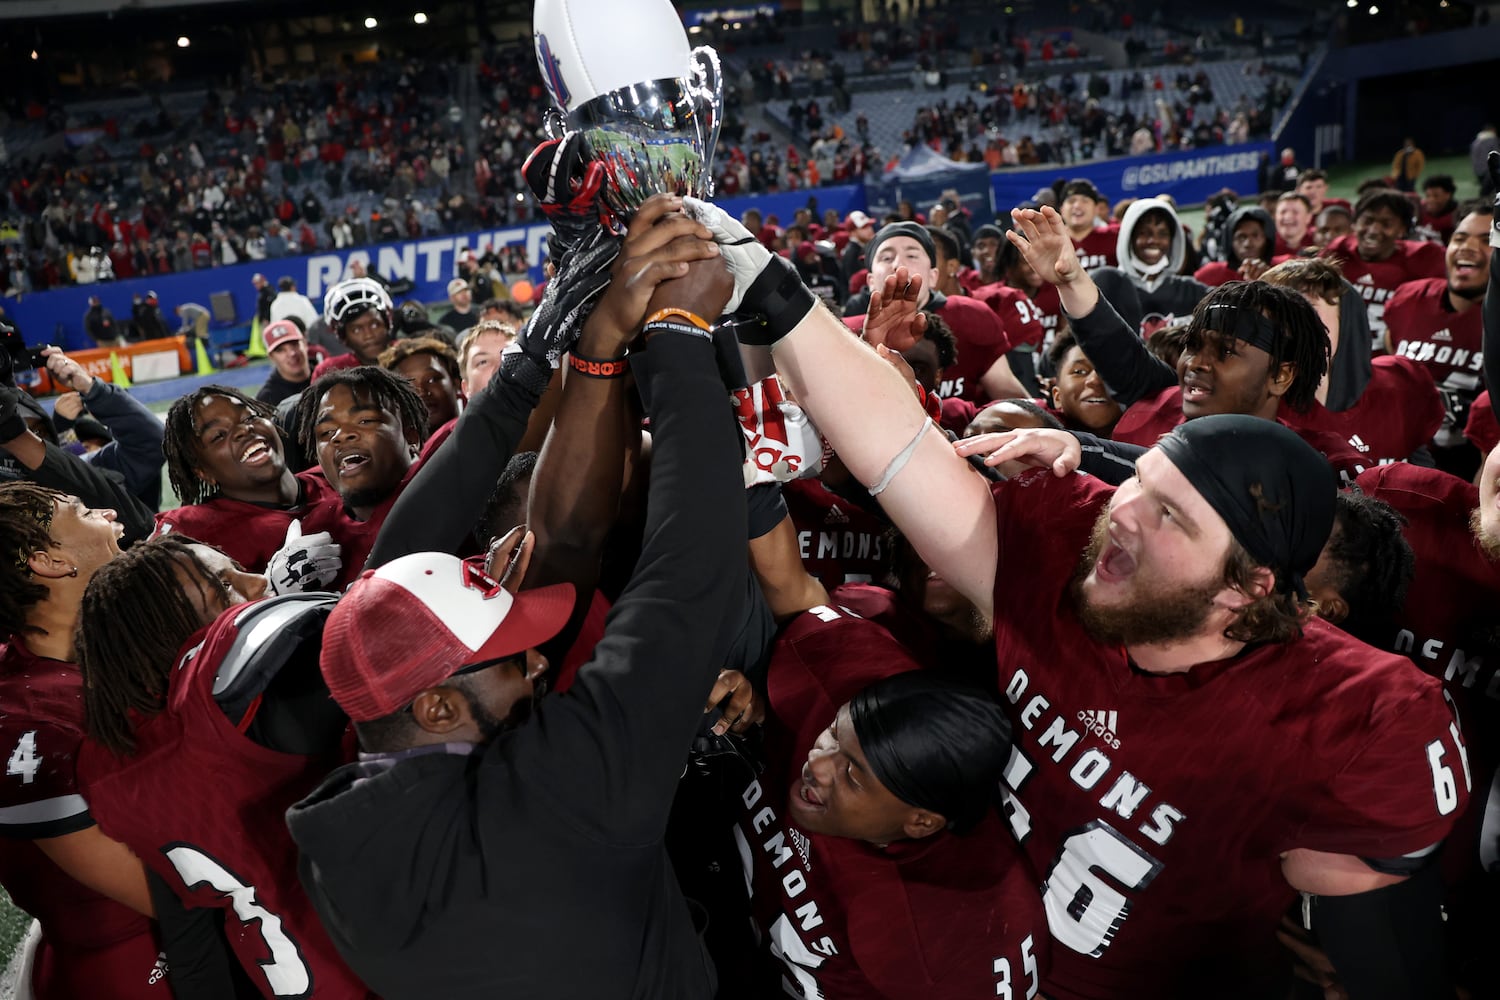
[532,0,692,113]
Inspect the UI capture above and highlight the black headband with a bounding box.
[1200,303,1280,354]
[1155,414,1336,599]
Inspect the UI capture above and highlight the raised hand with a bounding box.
[584,194,721,352]
[1008,206,1087,288]
[862,265,928,353]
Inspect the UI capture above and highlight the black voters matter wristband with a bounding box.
[643,319,714,342]
[740,254,819,346]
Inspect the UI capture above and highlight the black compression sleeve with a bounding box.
[1072,432,1146,485]
[366,370,541,570]
[1067,292,1178,409]
[1312,863,1451,1000]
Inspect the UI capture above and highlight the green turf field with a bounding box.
[0,151,1483,991]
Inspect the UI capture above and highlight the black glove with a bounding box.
[500,225,622,396]
[523,132,611,266]
[0,386,28,444]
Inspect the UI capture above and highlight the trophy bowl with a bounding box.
[564,46,724,221]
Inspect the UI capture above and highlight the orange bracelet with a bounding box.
[645,307,711,332]
[568,352,629,379]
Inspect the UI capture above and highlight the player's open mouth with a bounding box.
[1182,377,1212,402]
[1095,537,1136,583]
[1081,396,1113,407]
[336,452,371,476]
[240,440,272,466]
[1453,258,1481,277]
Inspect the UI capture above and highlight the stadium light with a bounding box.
[1367,4,1378,12]
[1345,0,1357,6]
[177,36,190,48]
[414,12,428,23]
[30,50,38,60]
[364,16,378,28]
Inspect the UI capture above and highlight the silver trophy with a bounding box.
[553,46,723,221]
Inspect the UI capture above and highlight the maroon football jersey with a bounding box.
[299,428,448,589]
[783,479,890,589]
[1072,226,1120,271]
[153,470,341,573]
[1112,387,1372,481]
[1321,235,1445,341]
[972,282,1047,351]
[846,295,1014,404]
[1282,356,1444,463]
[1028,281,1065,339]
[1466,391,1498,454]
[987,470,1469,999]
[1383,277,1484,446]
[736,605,1048,999]
[78,608,371,1000]
[0,642,168,1000]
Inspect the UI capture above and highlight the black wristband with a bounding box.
[643,320,713,342]
[740,254,819,346]
[498,352,552,398]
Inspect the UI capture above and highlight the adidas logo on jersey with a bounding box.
[1078,709,1122,749]
[1348,434,1371,453]
[148,953,170,986]
[789,827,813,871]
[1432,329,1453,342]
[1356,273,1374,285]
[824,504,849,525]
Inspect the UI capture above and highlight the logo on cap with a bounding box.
[535,34,571,108]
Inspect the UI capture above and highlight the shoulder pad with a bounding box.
[212,594,337,723]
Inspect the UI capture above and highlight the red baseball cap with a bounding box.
[262,319,304,352]
[321,552,575,722]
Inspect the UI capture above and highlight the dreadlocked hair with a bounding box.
[921,312,958,370]
[1322,491,1414,645]
[0,483,63,639]
[1184,280,1329,413]
[293,366,430,457]
[77,535,221,756]
[163,385,278,506]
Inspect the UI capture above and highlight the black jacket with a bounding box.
[287,332,746,999]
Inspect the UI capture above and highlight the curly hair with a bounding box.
[1183,280,1330,413]
[1321,491,1414,645]
[379,336,461,383]
[1221,537,1318,645]
[920,311,958,370]
[163,385,279,507]
[293,366,430,456]
[0,483,61,639]
[77,536,221,755]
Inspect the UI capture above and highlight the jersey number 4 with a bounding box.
[163,844,312,998]
[6,732,39,785]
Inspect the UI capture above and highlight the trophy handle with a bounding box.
[688,46,724,198]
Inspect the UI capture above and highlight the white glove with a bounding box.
[733,375,824,486]
[683,196,772,314]
[265,519,342,595]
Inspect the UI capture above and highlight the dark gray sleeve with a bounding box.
[27,442,156,546]
[1072,432,1146,485]
[1068,291,1178,409]
[1311,862,1451,1000]
[365,374,541,570]
[79,378,165,510]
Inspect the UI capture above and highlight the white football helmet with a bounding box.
[323,276,392,334]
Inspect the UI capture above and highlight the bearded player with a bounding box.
[691,196,1468,999]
